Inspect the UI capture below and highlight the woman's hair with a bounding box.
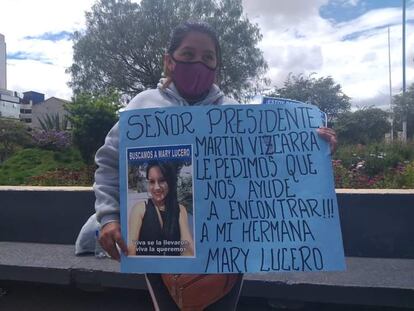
[146,161,180,241]
[163,20,221,86]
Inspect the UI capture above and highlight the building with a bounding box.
[23,91,45,105]
[0,89,71,128]
[0,33,24,121]
[0,90,71,127]
[0,33,6,90]
[0,34,18,120]
[31,96,71,129]
[0,89,22,119]
[0,33,70,127]
[19,102,33,124]
[18,91,46,124]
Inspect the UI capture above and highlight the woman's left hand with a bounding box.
[317,127,337,154]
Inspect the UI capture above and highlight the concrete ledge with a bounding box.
[1,242,413,308]
[244,257,414,308]
[335,189,414,194]
[2,188,414,258]
[0,186,93,191]
[1,188,413,308]
[1,186,413,193]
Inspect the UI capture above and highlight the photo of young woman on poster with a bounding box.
[127,161,194,257]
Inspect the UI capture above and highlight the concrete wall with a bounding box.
[0,187,413,259]
[0,187,94,244]
[336,189,414,259]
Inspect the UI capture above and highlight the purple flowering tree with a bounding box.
[31,130,72,151]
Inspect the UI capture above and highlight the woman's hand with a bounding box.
[317,127,337,154]
[99,222,128,261]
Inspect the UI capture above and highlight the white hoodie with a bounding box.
[94,80,237,226]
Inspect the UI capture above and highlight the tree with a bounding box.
[334,107,390,145]
[65,92,121,164]
[68,0,267,101]
[270,73,351,122]
[393,84,414,139]
[0,119,33,163]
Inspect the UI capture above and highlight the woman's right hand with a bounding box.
[99,222,128,261]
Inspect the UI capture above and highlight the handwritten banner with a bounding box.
[119,98,345,273]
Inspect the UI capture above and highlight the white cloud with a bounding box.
[242,1,414,108]
[242,0,329,30]
[7,59,71,99]
[0,0,94,37]
[330,0,361,7]
[0,0,413,108]
[0,0,95,100]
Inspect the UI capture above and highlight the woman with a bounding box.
[96,21,246,310]
[128,161,194,257]
[95,20,337,310]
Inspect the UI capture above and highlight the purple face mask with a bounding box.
[171,59,216,100]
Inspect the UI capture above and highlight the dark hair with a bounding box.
[163,20,221,86]
[167,20,221,67]
[146,161,180,242]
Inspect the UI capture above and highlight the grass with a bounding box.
[0,148,87,185]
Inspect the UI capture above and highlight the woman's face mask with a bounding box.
[171,57,216,100]
[167,31,218,100]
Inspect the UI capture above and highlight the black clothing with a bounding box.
[136,199,181,256]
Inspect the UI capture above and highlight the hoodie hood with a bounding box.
[157,78,225,106]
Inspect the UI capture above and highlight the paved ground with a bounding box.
[1,243,414,310]
[0,281,410,311]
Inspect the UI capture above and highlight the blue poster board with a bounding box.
[119,98,345,273]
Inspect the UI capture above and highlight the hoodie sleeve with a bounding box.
[92,89,164,227]
[93,121,121,227]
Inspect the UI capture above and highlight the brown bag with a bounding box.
[161,274,239,311]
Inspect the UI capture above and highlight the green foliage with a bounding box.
[0,118,33,163]
[66,92,121,164]
[68,0,267,101]
[269,73,351,122]
[397,162,414,187]
[26,167,95,186]
[393,83,414,139]
[335,142,414,173]
[0,148,86,185]
[333,141,414,188]
[334,107,390,145]
[177,174,193,214]
[38,113,69,131]
[333,159,414,189]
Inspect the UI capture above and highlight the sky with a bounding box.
[0,0,413,109]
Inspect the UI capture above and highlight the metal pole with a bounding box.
[403,0,406,92]
[402,0,407,142]
[388,27,394,142]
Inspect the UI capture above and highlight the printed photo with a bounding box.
[126,145,194,257]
